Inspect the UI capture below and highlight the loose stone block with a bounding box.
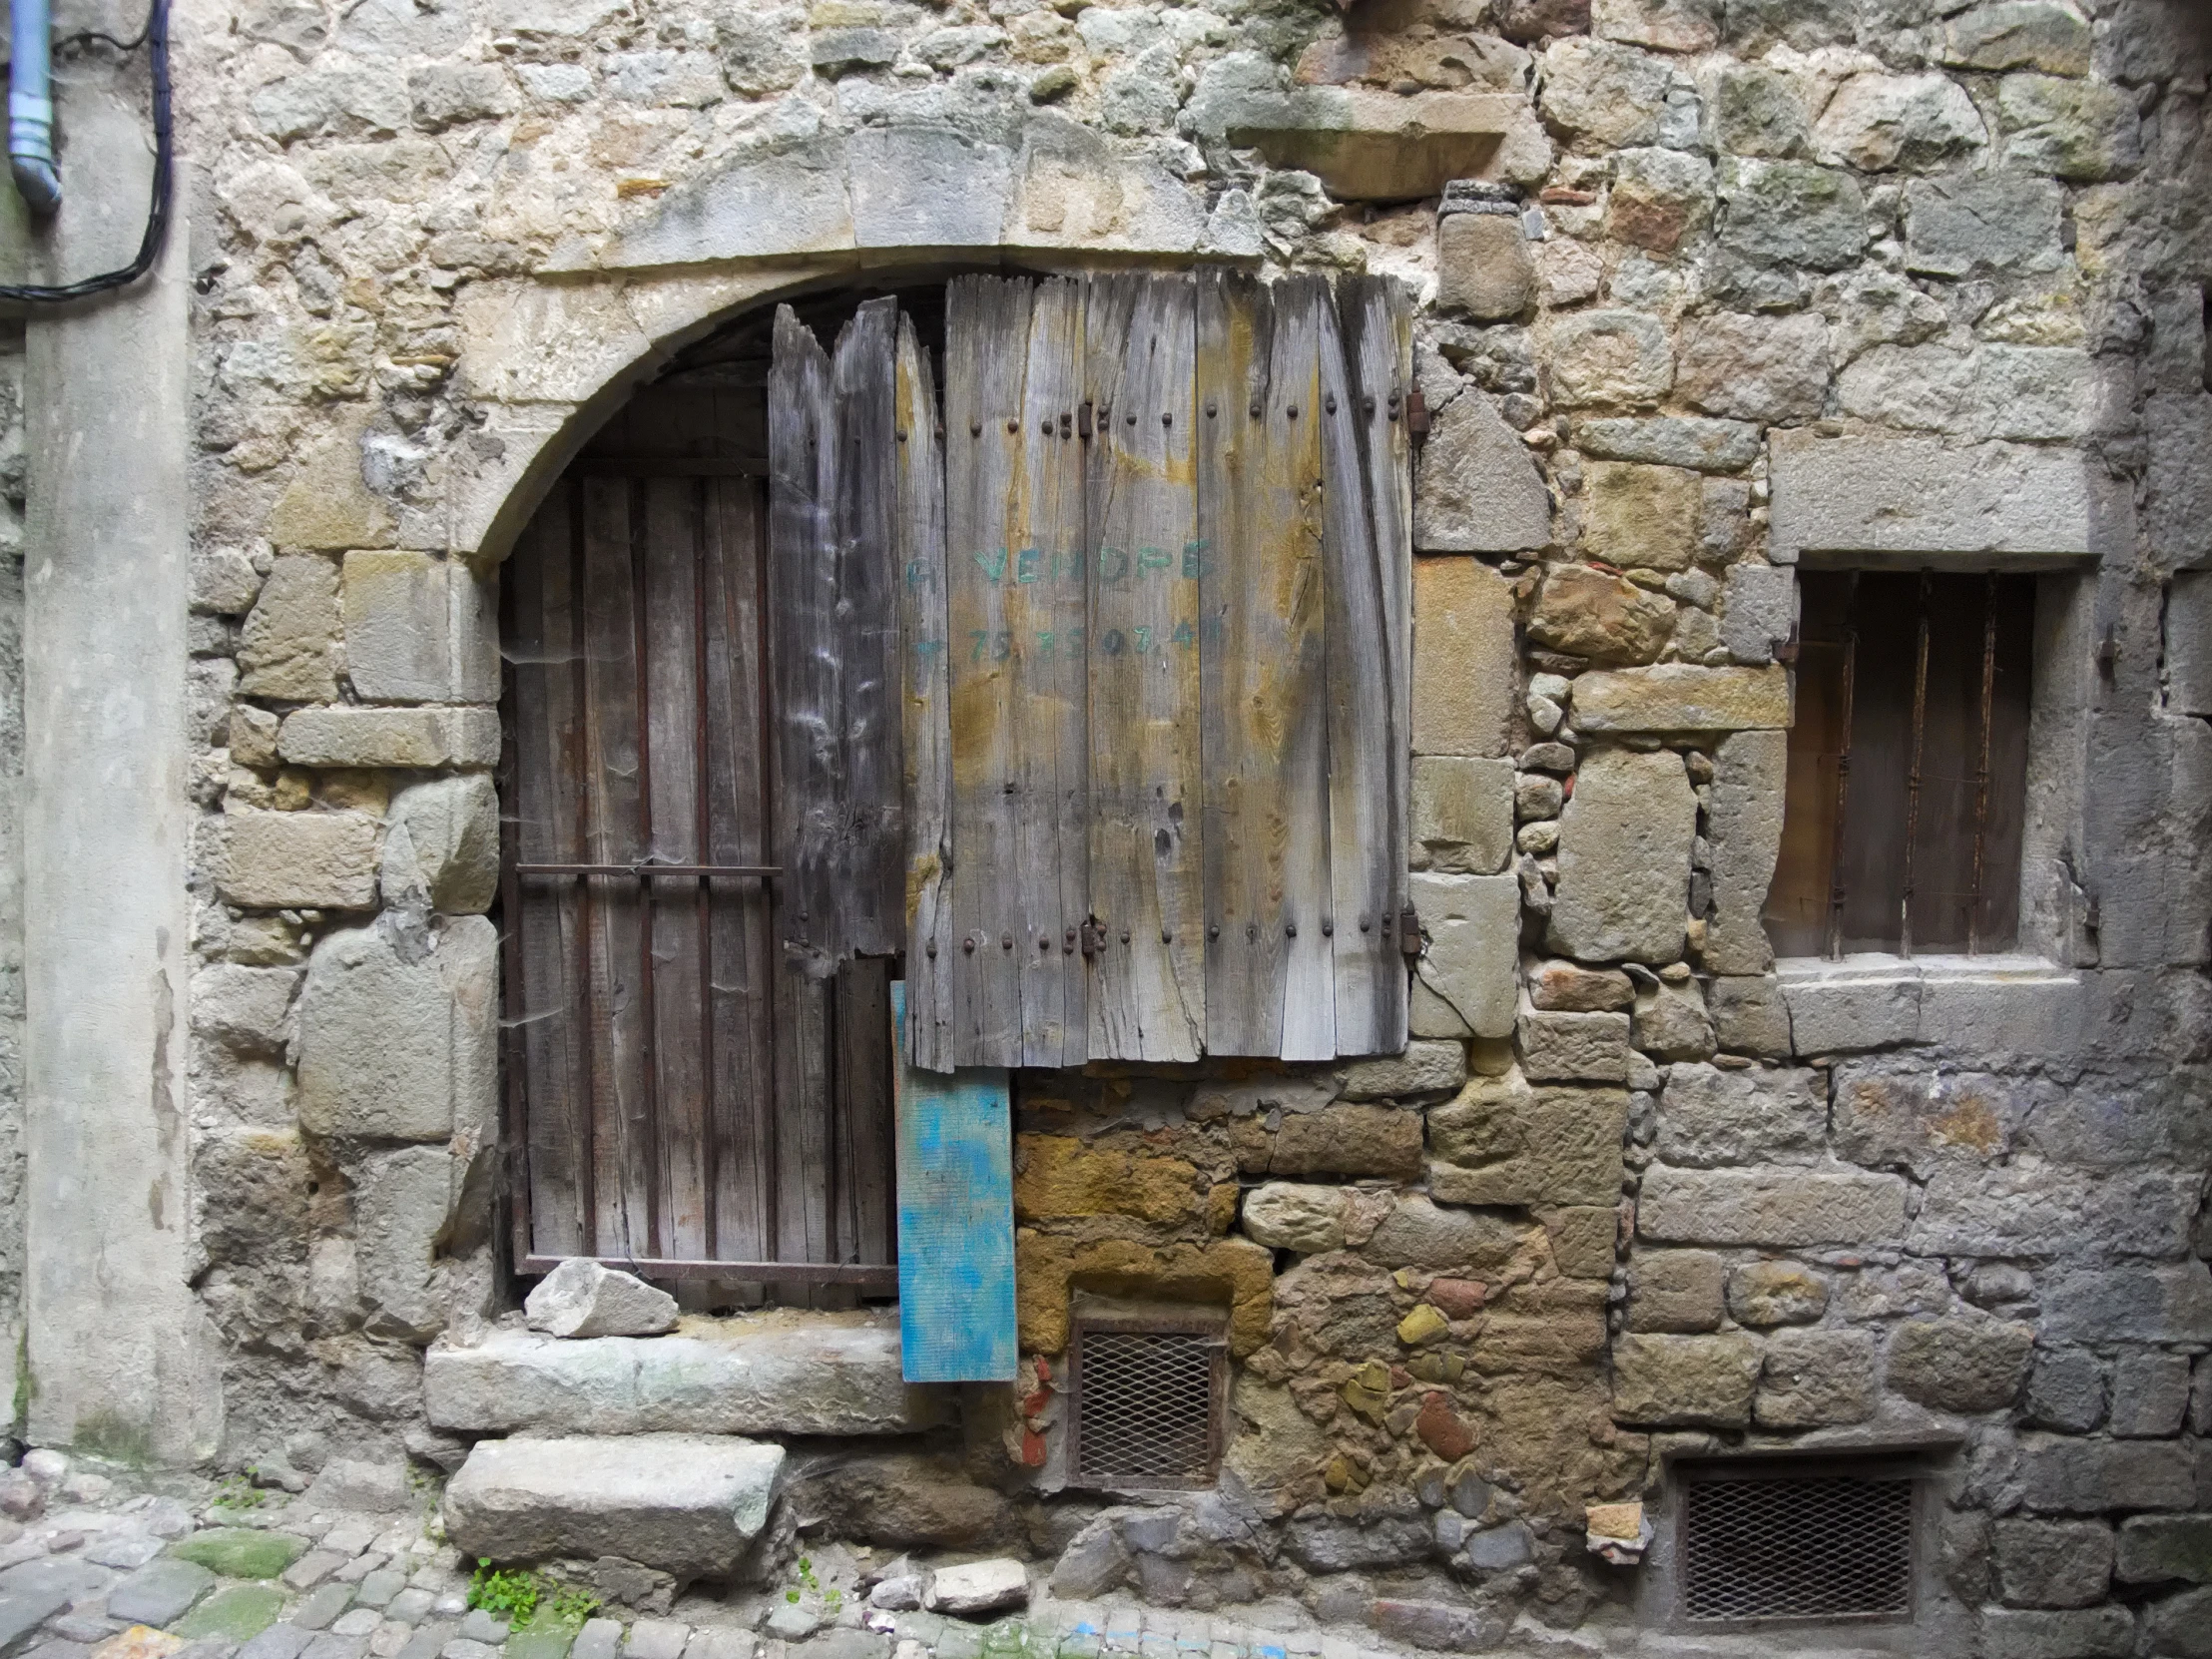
[2042,1266,2212,1346]
[1339,1041,1467,1101]
[278,708,501,770]
[1529,961,1633,1011]
[1569,665,1793,733]
[1546,309,1674,408]
[1978,1606,2135,1659]
[1887,1318,2034,1411]
[343,551,499,705]
[1241,1183,1348,1253]
[1546,748,1696,964]
[1436,213,1536,322]
[1756,1328,1877,1427]
[1411,558,1518,756]
[1720,566,1797,668]
[1727,1261,1829,1327]
[2025,1350,2106,1432]
[444,1434,785,1578]
[1632,977,1713,1060]
[2111,1351,2193,1438]
[2115,1515,2212,1584]
[1409,872,1518,1041]
[1638,1165,1910,1247]
[1270,1104,1425,1179]
[218,811,382,911]
[1657,1061,1823,1167]
[1610,1333,1760,1427]
[1428,1073,1628,1208]
[1581,461,1701,572]
[1517,1010,1632,1083]
[1626,1250,1724,1334]
[1527,563,1676,664]
[1573,415,1763,474]
[1411,758,1514,874]
[296,916,498,1143]
[525,1261,679,1340]
[382,776,500,915]
[1709,975,1791,1056]
[239,554,342,702]
[1995,1519,2115,1609]
[2018,1434,2197,1514]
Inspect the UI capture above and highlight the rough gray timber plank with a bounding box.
[894,313,957,1073]
[1084,273,1205,1062]
[1196,271,1335,1061]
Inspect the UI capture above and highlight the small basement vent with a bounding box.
[1069,1314,1226,1489]
[1680,1470,1916,1623]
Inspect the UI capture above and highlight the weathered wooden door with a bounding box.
[502,374,895,1295]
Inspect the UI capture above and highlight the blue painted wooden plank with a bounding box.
[892,981,1017,1382]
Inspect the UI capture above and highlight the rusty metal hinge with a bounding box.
[1405,387,1429,444]
[1077,400,1094,440]
[1398,904,1423,959]
[1080,917,1106,958]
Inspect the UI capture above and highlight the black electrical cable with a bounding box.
[0,0,171,304]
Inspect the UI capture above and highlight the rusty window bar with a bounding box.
[1966,572,1999,956]
[1824,572,1860,961]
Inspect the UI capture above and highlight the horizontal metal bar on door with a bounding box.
[522,1254,897,1289]
[514,862,782,877]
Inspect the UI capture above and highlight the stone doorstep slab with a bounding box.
[443,1435,785,1580]
[422,1317,947,1437]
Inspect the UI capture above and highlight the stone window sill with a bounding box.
[1774,954,2083,1056]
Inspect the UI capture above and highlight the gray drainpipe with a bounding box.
[10,0,61,216]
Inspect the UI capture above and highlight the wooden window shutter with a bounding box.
[768,274,1415,1072]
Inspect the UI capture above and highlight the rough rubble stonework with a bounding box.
[0,0,2206,1652]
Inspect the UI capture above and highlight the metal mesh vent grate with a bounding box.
[1682,1475,1915,1623]
[1071,1326,1221,1487]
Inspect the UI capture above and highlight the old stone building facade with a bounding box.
[2,0,2209,1651]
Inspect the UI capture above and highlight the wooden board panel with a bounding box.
[768,306,842,973]
[1319,279,1410,1056]
[1195,273,1335,1060]
[1084,274,1205,1062]
[700,479,776,1262]
[834,956,897,1270]
[892,981,1016,1382]
[942,276,1089,1067]
[895,315,958,1073]
[831,298,905,958]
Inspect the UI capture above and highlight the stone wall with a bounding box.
[0,0,2198,1645]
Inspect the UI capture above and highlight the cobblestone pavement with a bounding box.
[0,1458,1629,1659]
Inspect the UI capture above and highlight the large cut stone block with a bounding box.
[2169,571,2212,717]
[239,554,341,702]
[279,707,500,769]
[1340,1040,1468,1101]
[1269,1104,1425,1180]
[1412,558,1517,757]
[1977,1607,2135,1659]
[2040,1264,2212,1345]
[1768,429,2102,564]
[1547,748,1696,964]
[1410,871,1518,1039]
[2115,1514,2212,1584]
[423,1317,943,1435]
[1910,1166,2201,1261]
[1906,171,2064,277]
[1703,730,1786,974]
[1517,1009,1631,1082]
[444,1434,785,1577]
[1656,1060,1823,1167]
[1413,388,1550,552]
[343,551,499,705]
[1581,460,1701,572]
[2018,1434,2197,1514]
[1627,1250,1724,1334]
[1241,1182,1348,1253]
[1569,665,1793,732]
[296,916,498,1142]
[1756,1328,1877,1427]
[1411,758,1514,874]
[1223,89,1525,200]
[382,776,499,914]
[356,1144,458,1343]
[1611,1334,1760,1427]
[1638,1165,1910,1247]
[217,810,381,910]
[1428,1072,1627,1207]
[1436,212,1537,322]
[1887,1318,2034,1411]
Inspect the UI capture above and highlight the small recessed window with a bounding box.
[1069,1312,1227,1490]
[1766,570,2036,958]
[1678,1464,1917,1625]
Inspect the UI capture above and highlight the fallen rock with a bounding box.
[524,1261,680,1340]
[302,1459,410,1514]
[923,1557,1028,1617]
[444,1434,785,1579]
